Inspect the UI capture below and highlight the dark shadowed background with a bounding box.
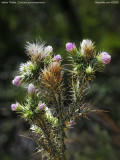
[0,0,120,160]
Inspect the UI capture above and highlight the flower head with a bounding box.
[66,42,76,53]
[98,52,111,64]
[19,63,26,73]
[28,83,35,94]
[80,39,94,60]
[54,54,61,62]
[42,62,62,90]
[39,103,45,110]
[25,41,47,61]
[44,45,53,56]
[11,103,19,111]
[12,76,22,86]
[26,42,44,55]
[19,61,34,73]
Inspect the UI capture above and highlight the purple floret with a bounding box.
[12,76,21,86]
[99,52,111,64]
[11,103,18,111]
[66,42,76,52]
[39,104,45,110]
[54,54,61,62]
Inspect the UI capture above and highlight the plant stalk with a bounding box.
[53,91,67,160]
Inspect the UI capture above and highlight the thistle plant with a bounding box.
[11,39,111,160]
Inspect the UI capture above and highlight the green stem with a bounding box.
[58,93,67,159]
[37,119,58,159]
[53,91,67,160]
[70,76,87,119]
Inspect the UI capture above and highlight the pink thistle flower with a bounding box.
[98,52,111,64]
[12,76,21,86]
[11,103,19,111]
[45,45,53,53]
[66,42,76,53]
[39,104,45,110]
[45,45,53,56]
[54,54,61,62]
[28,84,35,94]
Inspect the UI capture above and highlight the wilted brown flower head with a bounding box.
[42,62,62,90]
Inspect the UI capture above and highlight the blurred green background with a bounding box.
[0,0,120,160]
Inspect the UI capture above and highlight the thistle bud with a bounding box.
[11,103,19,111]
[86,66,94,74]
[45,45,53,56]
[54,54,61,62]
[39,103,45,110]
[98,52,111,64]
[80,39,94,60]
[66,42,76,53]
[28,83,35,94]
[12,76,22,86]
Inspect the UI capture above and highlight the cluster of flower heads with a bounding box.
[11,39,111,120]
[11,39,111,160]
[11,82,58,126]
[12,42,62,87]
[66,39,111,75]
[11,41,62,130]
[26,42,52,60]
[25,41,62,63]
